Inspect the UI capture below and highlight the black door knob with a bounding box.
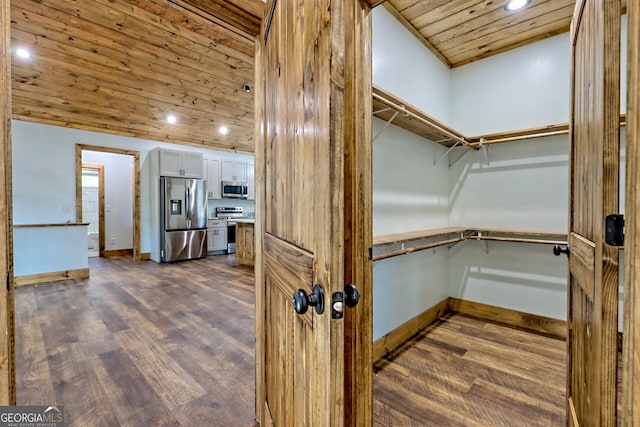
[553,245,570,257]
[344,283,360,308]
[293,284,325,315]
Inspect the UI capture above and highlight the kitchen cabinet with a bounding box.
[221,159,247,183]
[207,219,227,252]
[205,157,222,199]
[235,220,254,266]
[246,162,255,200]
[159,149,203,178]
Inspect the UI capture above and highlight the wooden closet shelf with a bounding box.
[372,227,467,246]
[372,86,475,150]
[371,228,568,261]
[373,85,628,148]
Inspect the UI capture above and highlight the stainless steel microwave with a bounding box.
[222,181,248,198]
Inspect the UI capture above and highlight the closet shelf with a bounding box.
[372,86,475,150]
[467,124,569,146]
[466,114,627,146]
[373,85,628,148]
[371,228,568,261]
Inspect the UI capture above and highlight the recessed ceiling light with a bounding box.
[15,48,31,59]
[504,0,530,11]
[219,126,229,135]
[166,115,177,124]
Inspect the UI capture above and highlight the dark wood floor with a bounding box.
[16,255,257,427]
[373,313,567,426]
[17,255,614,426]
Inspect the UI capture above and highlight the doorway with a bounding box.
[75,144,141,260]
[81,164,104,258]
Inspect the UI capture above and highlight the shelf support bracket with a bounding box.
[480,138,490,166]
[372,110,399,142]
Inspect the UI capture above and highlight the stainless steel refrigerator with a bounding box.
[160,177,207,262]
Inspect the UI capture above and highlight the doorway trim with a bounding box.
[82,163,105,257]
[75,144,142,260]
[622,0,640,422]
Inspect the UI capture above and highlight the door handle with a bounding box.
[553,245,570,257]
[331,284,361,319]
[344,283,360,308]
[293,285,325,315]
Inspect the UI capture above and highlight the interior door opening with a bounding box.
[82,165,104,258]
[76,144,141,260]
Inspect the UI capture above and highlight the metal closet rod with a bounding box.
[371,230,569,261]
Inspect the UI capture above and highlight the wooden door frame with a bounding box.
[622,1,640,423]
[81,164,106,257]
[1,0,16,405]
[75,144,141,260]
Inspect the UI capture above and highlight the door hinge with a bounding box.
[605,214,624,247]
[368,247,372,261]
[6,272,9,292]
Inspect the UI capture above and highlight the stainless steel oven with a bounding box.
[215,207,245,254]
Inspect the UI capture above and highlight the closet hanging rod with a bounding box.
[471,235,568,245]
[372,92,477,151]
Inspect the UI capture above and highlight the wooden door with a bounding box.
[254,0,372,425]
[568,0,620,424]
[622,1,640,423]
[1,0,15,404]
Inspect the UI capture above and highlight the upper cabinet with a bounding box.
[247,162,255,200]
[205,157,222,199]
[221,159,247,183]
[159,149,203,178]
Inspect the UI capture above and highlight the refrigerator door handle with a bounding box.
[185,184,192,224]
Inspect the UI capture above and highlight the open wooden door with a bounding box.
[622,1,640,423]
[254,0,372,425]
[568,0,620,424]
[0,0,16,404]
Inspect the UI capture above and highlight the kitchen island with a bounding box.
[235,219,255,267]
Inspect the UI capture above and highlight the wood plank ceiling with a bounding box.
[9,0,597,153]
[381,0,576,68]
[10,0,263,153]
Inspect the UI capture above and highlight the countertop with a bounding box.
[235,219,255,224]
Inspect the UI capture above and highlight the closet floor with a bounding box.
[373,313,567,426]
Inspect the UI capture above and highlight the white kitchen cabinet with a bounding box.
[205,157,222,199]
[207,219,227,252]
[221,159,247,183]
[247,162,255,200]
[159,148,203,178]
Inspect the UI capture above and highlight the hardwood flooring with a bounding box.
[17,255,619,425]
[373,313,568,426]
[16,255,257,427]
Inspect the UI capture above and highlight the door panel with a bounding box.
[255,0,372,424]
[569,0,620,425]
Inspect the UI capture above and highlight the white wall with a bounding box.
[12,120,253,276]
[373,118,450,235]
[14,226,88,276]
[83,150,134,250]
[371,8,454,339]
[446,32,572,321]
[372,7,451,123]
[449,135,569,232]
[450,33,570,135]
[372,117,451,340]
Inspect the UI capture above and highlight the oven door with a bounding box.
[227,220,237,254]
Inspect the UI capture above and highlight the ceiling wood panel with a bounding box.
[384,0,579,68]
[11,0,260,153]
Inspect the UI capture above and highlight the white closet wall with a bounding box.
[372,6,451,340]
[448,34,571,320]
[373,7,451,124]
